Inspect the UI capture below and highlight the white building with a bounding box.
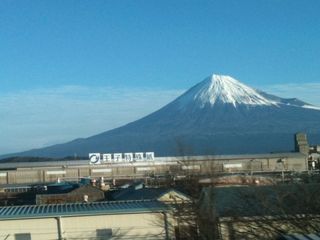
[0,200,171,240]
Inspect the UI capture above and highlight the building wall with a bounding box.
[62,213,167,239]
[0,212,169,240]
[0,154,307,185]
[0,218,58,240]
[0,172,7,185]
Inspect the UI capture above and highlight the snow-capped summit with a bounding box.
[183,74,275,107]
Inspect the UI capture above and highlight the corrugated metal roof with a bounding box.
[0,200,167,220]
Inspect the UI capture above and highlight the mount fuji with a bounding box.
[2,74,320,158]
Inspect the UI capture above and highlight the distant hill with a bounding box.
[0,156,86,163]
[1,74,320,159]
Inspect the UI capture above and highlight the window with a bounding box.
[96,229,112,239]
[15,233,31,240]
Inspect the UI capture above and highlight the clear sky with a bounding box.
[1,0,320,154]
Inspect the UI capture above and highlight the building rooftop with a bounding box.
[0,200,167,220]
[111,187,169,201]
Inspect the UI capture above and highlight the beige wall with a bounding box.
[0,218,58,240]
[62,213,167,239]
[0,212,169,240]
[0,175,7,185]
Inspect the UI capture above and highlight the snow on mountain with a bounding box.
[302,105,320,111]
[178,74,320,111]
[178,74,276,108]
[257,87,320,111]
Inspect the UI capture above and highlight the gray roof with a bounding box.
[0,200,167,220]
[111,187,176,201]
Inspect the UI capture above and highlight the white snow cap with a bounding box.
[192,74,275,107]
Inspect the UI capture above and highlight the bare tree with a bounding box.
[200,183,320,240]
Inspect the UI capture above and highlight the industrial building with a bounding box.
[0,200,172,240]
[0,152,308,185]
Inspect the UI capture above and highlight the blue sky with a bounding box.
[1,0,320,154]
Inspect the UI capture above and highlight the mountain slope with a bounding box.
[2,74,320,158]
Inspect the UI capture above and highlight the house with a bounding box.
[108,182,197,239]
[109,182,191,204]
[36,184,105,204]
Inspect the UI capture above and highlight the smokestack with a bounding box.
[295,132,309,155]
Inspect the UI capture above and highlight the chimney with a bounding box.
[295,133,309,155]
